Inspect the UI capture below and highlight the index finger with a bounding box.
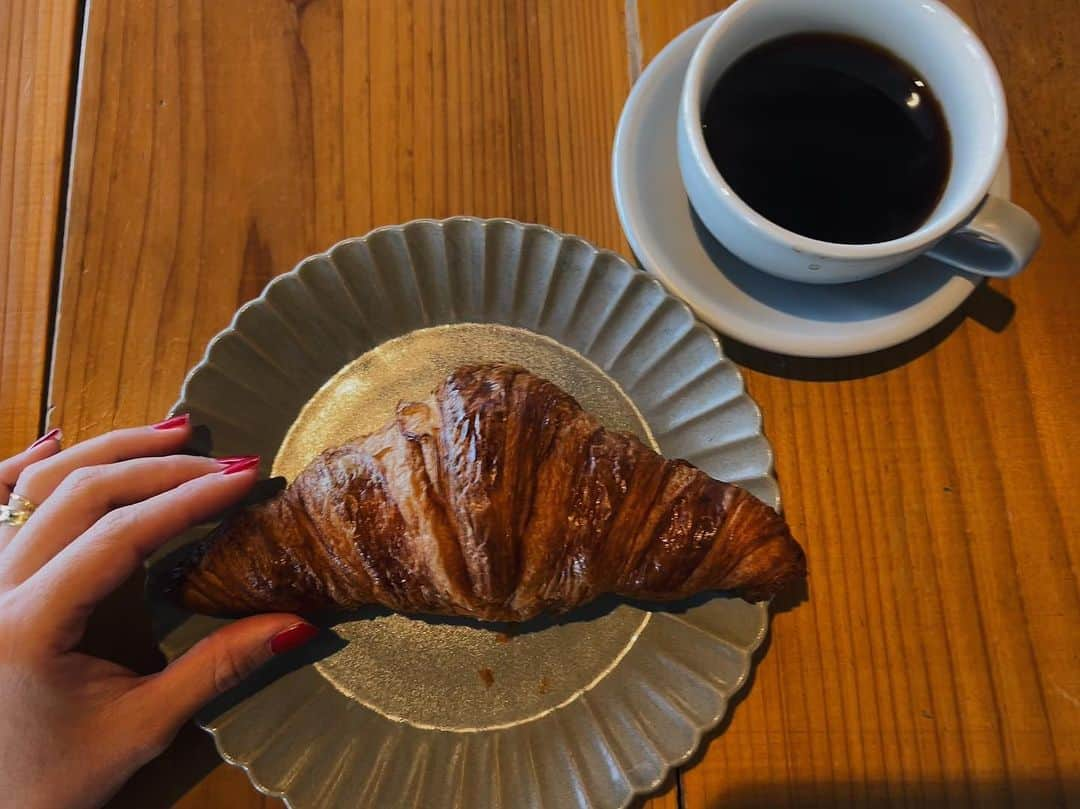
[11,415,194,506]
[0,455,225,588]
[23,459,259,650]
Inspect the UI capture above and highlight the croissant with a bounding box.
[176,364,805,621]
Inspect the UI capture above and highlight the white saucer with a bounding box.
[612,14,1010,358]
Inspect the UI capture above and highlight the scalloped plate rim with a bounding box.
[166,216,777,809]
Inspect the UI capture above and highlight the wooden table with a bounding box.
[3,1,1076,806]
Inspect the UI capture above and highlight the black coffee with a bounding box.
[702,33,950,244]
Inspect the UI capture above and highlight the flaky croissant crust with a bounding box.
[178,364,805,621]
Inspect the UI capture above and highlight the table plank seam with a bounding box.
[625,0,644,85]
[41,0,90,435]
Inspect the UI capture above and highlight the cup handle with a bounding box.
[926,196,1041,277]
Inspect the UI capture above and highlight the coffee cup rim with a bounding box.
[680,0,1008,260]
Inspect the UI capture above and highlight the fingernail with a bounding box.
[30,428,62,449]
[221,455,260,475]
[152,413,190,431]
[269,622,318,655]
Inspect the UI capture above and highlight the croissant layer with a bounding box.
[178,364,806,621]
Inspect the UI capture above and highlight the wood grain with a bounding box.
[50,0,1077,806]
[54,0,632,439]
[59,1,672,807]
[0,0,79,457]
[636,1,1079,807]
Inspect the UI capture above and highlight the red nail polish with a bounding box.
[221,455,260,475]
[269,622,318,655]
[152,413,190,430]
[30,428,62,449]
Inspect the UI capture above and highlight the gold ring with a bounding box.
[0,493,37,527]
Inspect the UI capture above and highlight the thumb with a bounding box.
[134,614,318,742]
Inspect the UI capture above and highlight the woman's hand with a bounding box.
[0,417,316,809]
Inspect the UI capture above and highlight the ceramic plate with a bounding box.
[612,14,1011,358]
[149,218,780,809]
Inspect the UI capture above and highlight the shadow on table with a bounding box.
[692,778,1079,808]
[723,280,1015,382]
[105,723,225,809]
[80,574,216,809]
[634,209,1016,382]
[98,570,344,808]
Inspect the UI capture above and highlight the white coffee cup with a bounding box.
[676,0,1041,284]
